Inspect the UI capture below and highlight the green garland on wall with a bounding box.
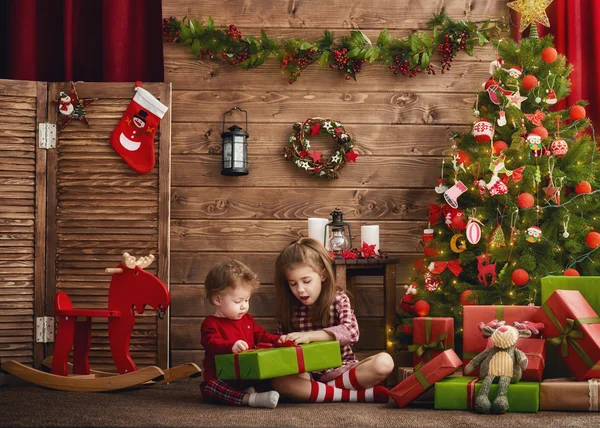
[162,9,504,83]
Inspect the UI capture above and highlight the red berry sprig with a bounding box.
[162,17,180,43]
[437,29,471,74]
[226,24,243,42]
[281,49,319,84]
[330,47,364,80]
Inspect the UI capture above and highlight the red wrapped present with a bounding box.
[409,317,454,365]
[463,305,539,375]
[486,337,546,381]
[534,290,600,381]
[390,349,462,408]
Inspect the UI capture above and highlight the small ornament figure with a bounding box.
[450,233,467,253]
[507,65,522,78]
[444,208,465,230]
[476,254,497,287]
[444,181,468,208]
[527,133,543,157]
[496,110,507,126]
[401,282,418,313]
[56,82,96,131]
[466,217,483,244]
[472,119,494,143]
[58,92,74,116]
[424,272,442,292]
[545,88,557,105]
[526,226,542,243]
[490,225,507,247]
[488,58,504,75]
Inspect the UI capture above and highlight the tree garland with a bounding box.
[162,10,503,83]
[284,118,357,179]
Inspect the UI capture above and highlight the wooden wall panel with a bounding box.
[163,0,509,368]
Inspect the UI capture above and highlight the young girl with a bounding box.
[272,237,394,403]
[200,260,282,408]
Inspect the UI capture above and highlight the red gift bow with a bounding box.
[429,260,462,276]
[502,166,525,184]
[233,341,305,379]
[429,204,447,225]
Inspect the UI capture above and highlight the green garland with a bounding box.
[162,10,504,83]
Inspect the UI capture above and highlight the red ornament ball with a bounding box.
[575,181,592,194]
[414,300,431,317]
[460,290,477,306]
[401,324,413,334]
[570,105,586,121]
[457,151,471,166]
[451,215,467,231]
[517,192,535,209]
[533,126,549,138]
[492,140,508,155]
[563,268,580,276]
[512,269,529,286]
[586,231,600,249]
[542,47,558,63]
[522,75,538,91]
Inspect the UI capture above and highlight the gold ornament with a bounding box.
[507,0,554,33]
[450,233,467,253]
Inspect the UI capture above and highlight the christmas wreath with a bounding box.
[284,118,358,179]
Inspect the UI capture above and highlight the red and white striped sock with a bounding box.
[309,381,389,403]
[326,367,363,390]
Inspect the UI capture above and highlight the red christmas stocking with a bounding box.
[110,86,168,174]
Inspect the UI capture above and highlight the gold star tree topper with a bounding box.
[507,0,554,33]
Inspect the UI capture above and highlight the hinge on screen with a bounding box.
[36,316,55,343]
[38,122,57,149]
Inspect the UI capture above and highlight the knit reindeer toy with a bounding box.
[464,323,530,414]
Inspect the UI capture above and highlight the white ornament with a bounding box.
[466,217,483,244]
[489,59,503,75]
[551,139,568,157]
[472,119,494,143]
[322,121,333,131]
[497,111,507,127]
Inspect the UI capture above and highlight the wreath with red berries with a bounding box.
[284,118,358,179]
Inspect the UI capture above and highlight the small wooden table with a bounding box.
[332,258,399,358]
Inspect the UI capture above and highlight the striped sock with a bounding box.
[326,367,362,390]
[309,381,389,403]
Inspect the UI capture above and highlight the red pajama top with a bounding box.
[201,314,281,382]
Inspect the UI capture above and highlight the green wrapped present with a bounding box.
[216,341,342,380]
[434,376,540,413]
[542,276,600,314]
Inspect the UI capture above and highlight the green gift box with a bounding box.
[216,341,342,380]
[434,376,539,413]
[542,276,600,314]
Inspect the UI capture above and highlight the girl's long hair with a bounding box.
[275,237,341,333]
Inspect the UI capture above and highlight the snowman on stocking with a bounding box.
[110,85,168,174]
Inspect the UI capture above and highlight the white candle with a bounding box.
[308,218,329,247]
[361,225,379,252]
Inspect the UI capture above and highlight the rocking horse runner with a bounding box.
[1,253,201,392]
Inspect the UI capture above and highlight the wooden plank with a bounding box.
[172,187,435,220]
[162,1,508,30]
[172,155,442,188]
[171,91,477,125]
[0,79,38,97]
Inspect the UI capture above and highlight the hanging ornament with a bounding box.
[488,58,504,75]
[543,159,563,204]
[487,176,508,196]
[517,192,535,208]
[563,268,579,276]
[526,226,543,243]
[507,65,522,79]
[56,82,96,131]
[476,254,497,287]
[507,0,553,33]
[586,231,600,249]
[533,85,543,104]
[487,84,514,105]
[524,109,545,126]
[466,216,483,244]
[424,273,442,292]
[551,138,568,157]
[472,119,494,143]
[444,181,468,209]
[542,47,558,63]
[545,88,557,105]
[444,208,465,230]
[533,126,548,138]
[414,300,431,317]
[450,233,467,253]
[423,227,439,257]
[562,215,570,239]
[512,268,529,287]
[483,78,499,91]
[434,159,449,194]
[570,105,586,121]
[497,110,507,127]
[460,290,477,305]
[527,133,543,157]
[575,180,592,194]
[492,140,508,155]
[522,75,538,91]
[401,282,419,313]
[476,179,488,199]
[508,89,528,109]
[457,151,471,167]
[490,225,507,247]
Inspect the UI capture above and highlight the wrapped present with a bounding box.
[485,337,545,381]
[397,366,461,402]
[542,276,600,314]
[390,349,462,408]
[534,289,600,380]
[540,378,600,411]
[216,341,342,380]
[463,305,539,375]
[434,376,540,413]
[408,317,454,365]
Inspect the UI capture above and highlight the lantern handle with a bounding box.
[223,107,248,134]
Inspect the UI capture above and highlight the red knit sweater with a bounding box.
[201,314,281,382]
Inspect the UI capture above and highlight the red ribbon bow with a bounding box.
[429,260,462,276]
[429,204,447,225]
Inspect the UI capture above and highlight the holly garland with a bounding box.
[162,10,503,83]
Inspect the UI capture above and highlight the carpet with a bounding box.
[1,377,597,427]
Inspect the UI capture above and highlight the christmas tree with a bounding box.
[400,23,600,332]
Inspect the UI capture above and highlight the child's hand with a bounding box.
[232,340,249,354]
[278,335,288,343]
[285,332,312,345]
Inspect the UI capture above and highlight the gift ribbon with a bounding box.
[408,318,449,361]
[233,341,305,379]
[412,362,431,390]
[523,352,545,368]
[590,379,599,412]
[467,378,478,410]
[542,302,600,369]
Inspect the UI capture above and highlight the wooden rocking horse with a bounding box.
[1,253,201,392]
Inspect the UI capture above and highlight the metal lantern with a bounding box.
[221,107,249,176]
[325,207,352,254]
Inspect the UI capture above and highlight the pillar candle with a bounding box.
[308,218,329,247]
[361,225,379,252]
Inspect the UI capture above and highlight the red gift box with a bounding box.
[409,317,454,365]
[390,349,462,408]
[463,305,540,375]
[486,337,546,381]
[534,290,600,381]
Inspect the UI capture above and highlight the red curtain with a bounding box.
[0,0,164,82]
[511,1,600,128]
